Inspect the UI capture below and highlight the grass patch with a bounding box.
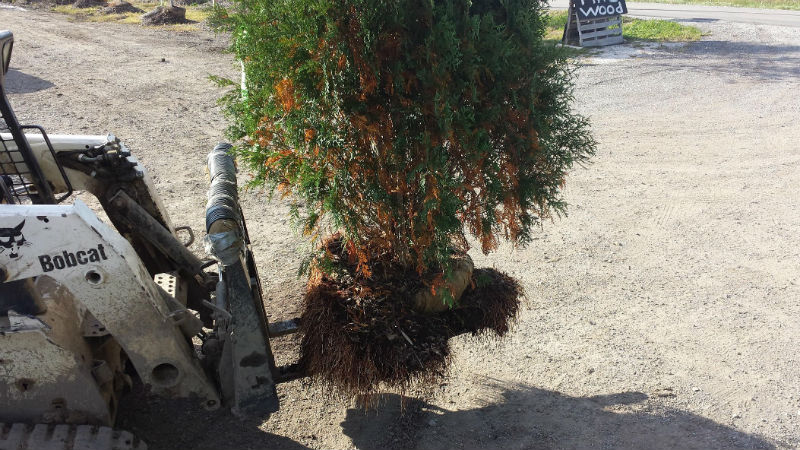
[53,4,99,14]
[51,0,212,30]
[118,13,143,24]
[622,16,703,41]
[184,6,210,22]
[544,10,569,41]
[631,0,799,10]
[88,11,139,22]
[544,11,704,43]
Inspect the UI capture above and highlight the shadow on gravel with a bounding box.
[5,69,54,94]
[676,17,720,23]
[116,384,312,450]
[681,41,800,81]
[341,386,777,450]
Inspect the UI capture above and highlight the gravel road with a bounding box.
[2,7,799,450]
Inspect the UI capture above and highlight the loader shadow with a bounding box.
[5,69,55,94]
[116,385,312,450]
[341,386,777,450]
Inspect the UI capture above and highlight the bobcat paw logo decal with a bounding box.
[0,220,29,259]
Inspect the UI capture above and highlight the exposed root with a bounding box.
[299,236,522,398]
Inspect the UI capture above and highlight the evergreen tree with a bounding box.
[213,0,595,285]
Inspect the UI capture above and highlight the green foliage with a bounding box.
[545,9,570,31]
[212,0,595,276]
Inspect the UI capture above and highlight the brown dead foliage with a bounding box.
[299,236,522,398]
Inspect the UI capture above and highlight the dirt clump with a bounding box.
[100,1,142,14]
[171,0,208,6]
[72,0,105,8]
[141,5,187,25]
[299,236,522,398]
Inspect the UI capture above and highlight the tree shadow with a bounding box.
[584,34,800,82]
[341,384,777,450]
[659,40,800,82]
[5,69,55,94]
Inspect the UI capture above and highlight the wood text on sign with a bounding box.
[573,0,628,19]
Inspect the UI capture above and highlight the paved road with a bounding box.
[549,0,800,27]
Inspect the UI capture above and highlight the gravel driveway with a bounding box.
[2,8,799,450]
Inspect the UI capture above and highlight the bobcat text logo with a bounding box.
[0,220,30,259]
[38,244,109,272]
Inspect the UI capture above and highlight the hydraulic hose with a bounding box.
[205,143,241,233]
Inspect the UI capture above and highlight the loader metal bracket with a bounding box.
[204,143,280,418]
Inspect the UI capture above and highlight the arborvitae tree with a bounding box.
[213,0,595,290]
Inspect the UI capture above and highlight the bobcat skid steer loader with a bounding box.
[0,31,301,449]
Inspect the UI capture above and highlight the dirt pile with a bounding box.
[299,236,522,398]
[171,0,208,6]
[100,1,142,13]
[72,0,105,8]
[141,5,187,25]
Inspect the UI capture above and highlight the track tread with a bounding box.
[0,424,146,450]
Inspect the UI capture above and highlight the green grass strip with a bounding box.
[545,11,704,43]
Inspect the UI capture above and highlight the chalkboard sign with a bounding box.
[562,0,627,47]
[573,0,628,20]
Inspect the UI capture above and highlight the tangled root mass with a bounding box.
[299,237,522,398]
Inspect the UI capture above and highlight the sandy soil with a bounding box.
[2,7,799,450]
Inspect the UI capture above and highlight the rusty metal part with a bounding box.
[276,363,305,384]
[268,318,300,338]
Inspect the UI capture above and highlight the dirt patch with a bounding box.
[140,5,187,25]
[100,1,141,14]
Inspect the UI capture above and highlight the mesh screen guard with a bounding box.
[0,85,71,205]
[0,108,37,204]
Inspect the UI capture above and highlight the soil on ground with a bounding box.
[72,0,105,8]
[100,2,142,14]
[140,5,187,25]
[2,6,799,450]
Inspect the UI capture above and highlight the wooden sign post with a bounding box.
[562,0,628,47]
